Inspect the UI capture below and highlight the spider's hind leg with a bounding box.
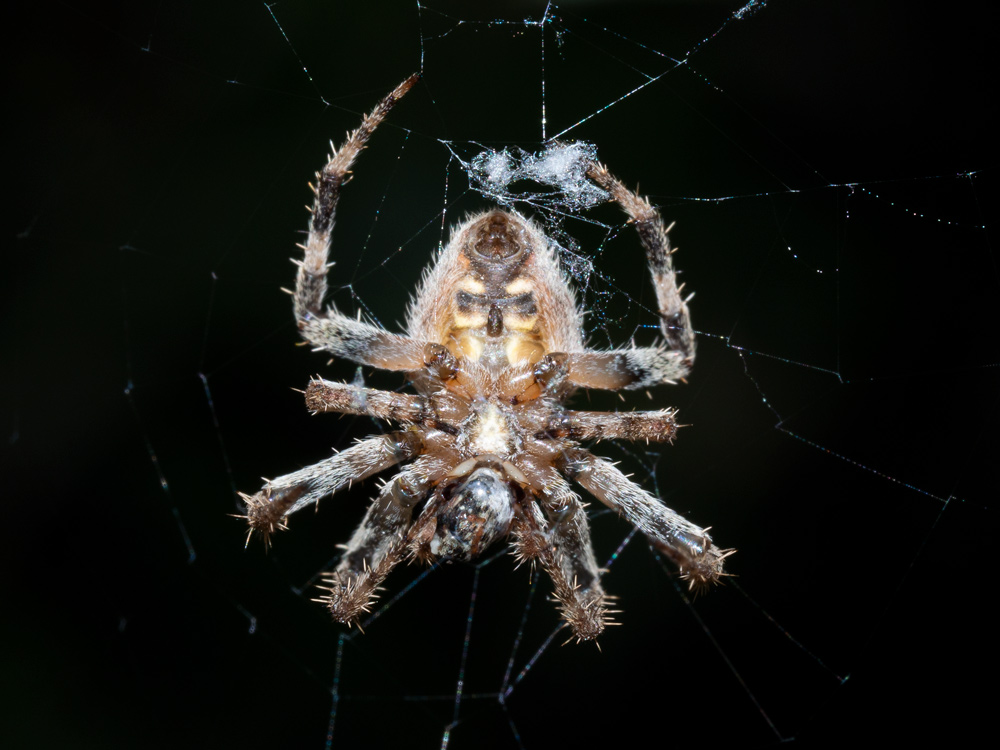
[587,160,694,365]
[296,74,418,322]
[562,161,696,391]
[294,74,430,373]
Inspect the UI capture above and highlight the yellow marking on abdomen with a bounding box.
[503,313,538,332]
[505,278,533,295]
[452,311,488,329]
[458,276,486,294]
[452,330,485,360]
[505,335,544,365]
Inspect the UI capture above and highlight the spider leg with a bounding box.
[561,449,732,589]
[241,431,423,545]
[306,378,428,420]
[511,476,613,642]
[300,317,427,372]
[294,74,428,371]
[316,456,446,626]
[563,348,691,391]
[562,161,694,391]
[305,376,469,432]
[545,407,679,443]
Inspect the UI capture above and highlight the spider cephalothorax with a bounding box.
[240,74,732,641]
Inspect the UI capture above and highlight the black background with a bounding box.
[6,1,996,748]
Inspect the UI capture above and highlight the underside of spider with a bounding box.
[240,74,732,642]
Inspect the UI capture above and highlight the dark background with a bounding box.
[5,1,996,748]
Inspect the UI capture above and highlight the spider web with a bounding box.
[8,1,995,748]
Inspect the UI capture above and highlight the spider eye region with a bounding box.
[428,468,516,561]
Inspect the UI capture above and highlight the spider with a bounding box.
[240,74,732,642]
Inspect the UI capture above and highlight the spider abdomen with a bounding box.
[430,210,578,368]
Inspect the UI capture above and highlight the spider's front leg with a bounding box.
[295,74,429,372]
[511,476,613,642]
[561,449,732,589]
[241,431,423,546]
[563,162,695,391]
[317,456,449,626]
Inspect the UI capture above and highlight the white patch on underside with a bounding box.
[471,405,511,456]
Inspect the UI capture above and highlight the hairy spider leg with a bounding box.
[317,457,450,625]
[241,76,731,639]
[511,475,613,642]
[242,431,423,544]
[295,73,429,371]
[562,449,732,590]
[563,162,695,390]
